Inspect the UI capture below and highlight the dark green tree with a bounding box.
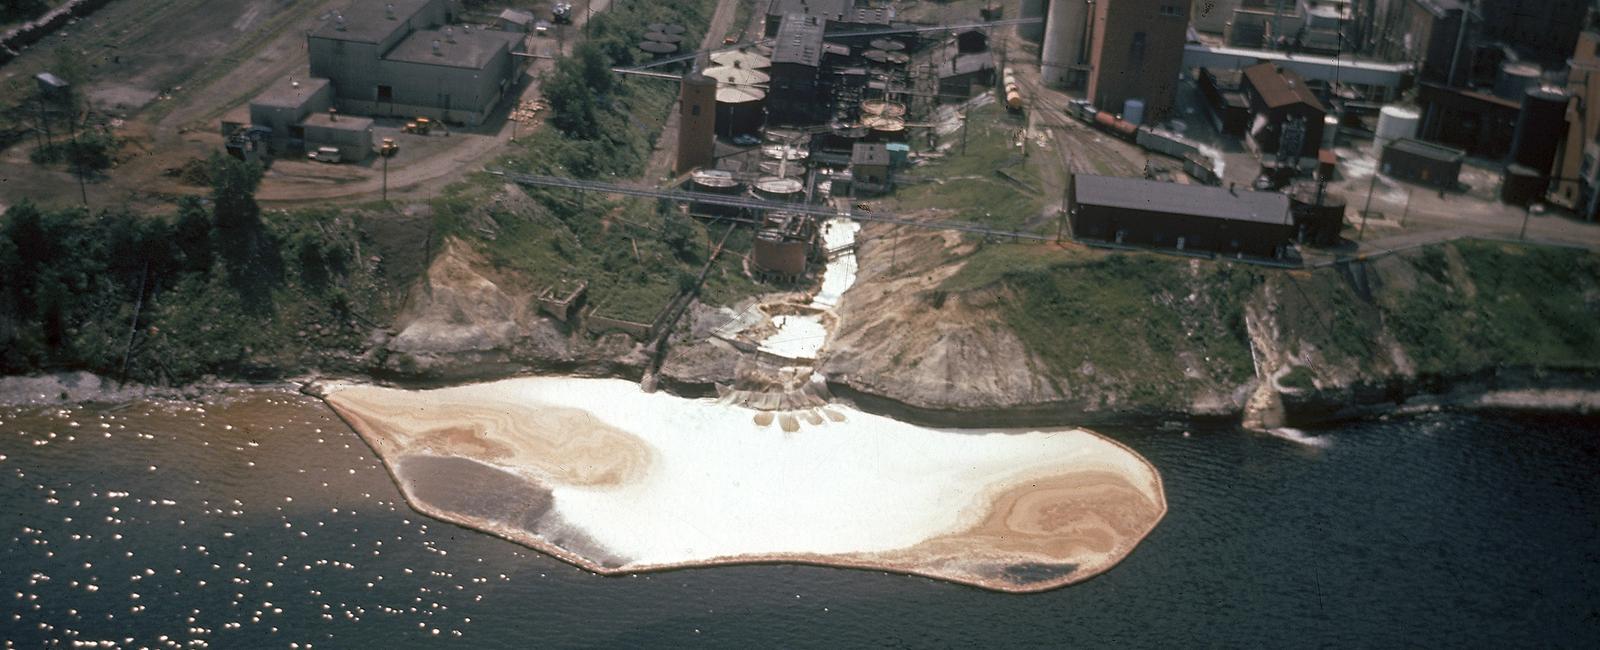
[544,43,614,141]
[1,0,48,23]
[172,196,213,273]
[206,153,279,308]
[660,204,698,263]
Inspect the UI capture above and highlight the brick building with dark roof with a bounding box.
[768,13,827,124]
[1069,174,1294,259]
[1240,63,1326,160]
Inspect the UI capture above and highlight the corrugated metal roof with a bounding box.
[1073,175,1291,226]
[1243,63,1326,111]
[1386,137,1465,162]
[312,0,437,44]
[384,29,522,69]
[766,0,849,20]
[252,76,330,109]
[772,14,825,67]
[851,142,889,166]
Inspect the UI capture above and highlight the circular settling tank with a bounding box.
[754,177,805,203]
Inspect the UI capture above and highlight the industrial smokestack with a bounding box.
[432,39,442,56]
[385,3,395,19]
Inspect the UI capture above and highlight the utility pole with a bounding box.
[961,111,968,155]
[71,112,87,208]
[1518,203,1532,240]
[1446,0,1472,87]
[1360,171,1379,241]
[1401,187,1412,227]
[382,151,390,202]
[1273,0,1287,48]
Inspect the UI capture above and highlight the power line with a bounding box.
[486,170,1055,241]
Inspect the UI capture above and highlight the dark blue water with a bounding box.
[1,392,1597,647]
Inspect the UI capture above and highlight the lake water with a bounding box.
[1,390,1596,647]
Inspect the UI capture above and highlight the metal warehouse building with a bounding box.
[244,76,374,161]
[1069,175,1294,259]
[307,0,527,126]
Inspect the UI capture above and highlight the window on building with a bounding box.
[377,85,393,102]
[691,104,701,116]
[1159,4,1181,17]
[1131,32,1147,66]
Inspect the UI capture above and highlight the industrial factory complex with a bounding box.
[185,0,1600,278]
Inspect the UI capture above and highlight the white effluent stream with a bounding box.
[755,218,860,363]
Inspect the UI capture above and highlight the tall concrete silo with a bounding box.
[676,72,718,175]
[1019,0,1048,43]
[1040,0,1090,88]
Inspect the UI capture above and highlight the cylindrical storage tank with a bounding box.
[861,115,906,142]
[710,48,771,70]
[690,170,743,216]
[1288,184,1347,246]
[1510,88,1568,175]
[1019,0,1047,43]
[1494,62,1542,101]
[753,177,805,203]
[1122,98,1146,126]
[1501,163,1547,207]
[704,65,768,138]
[715,86,765,138]
[675,73,717,175]
[752,230,808,276]
[1040,0,1089,88]
[860,99,906,118]
[1322,114,1340,149]
[691,169,740,193]
[1375,105,1420,148]
[639,40,678,57]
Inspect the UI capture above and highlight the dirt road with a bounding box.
[638,0,742,183]
[259,0,618,204]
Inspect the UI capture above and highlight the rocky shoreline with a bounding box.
[6,348,1598,429]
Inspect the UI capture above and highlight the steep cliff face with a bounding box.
[820,230,1071,414]
[1263,241,1600,421]
[822,226,1600,425]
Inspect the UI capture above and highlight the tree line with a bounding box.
[0,154,352,383]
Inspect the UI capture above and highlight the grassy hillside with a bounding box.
[886,103,1052,233]
[940,243,1260,404]
[1376,241,1600,376]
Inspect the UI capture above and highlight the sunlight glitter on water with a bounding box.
[0,392,512,646]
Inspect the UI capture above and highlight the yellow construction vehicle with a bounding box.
[402,117,432,135]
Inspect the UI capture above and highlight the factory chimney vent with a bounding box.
[385,3,396,19]
[432,39,443,56]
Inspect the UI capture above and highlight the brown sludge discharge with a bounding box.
[327,388,653,488]
[849,470,1164,591]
